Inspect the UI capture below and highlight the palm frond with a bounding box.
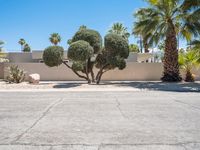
[181,0,200,11]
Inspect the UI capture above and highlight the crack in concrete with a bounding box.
[174,99,200,111]
[11,98,64,144]
[181,144,187,150]
[1,141,200,147]
[169,95,200,111]
[48,146,53,150]
[97,144,101,150]
[115,98,129,120]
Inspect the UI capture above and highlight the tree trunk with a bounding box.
[88,58,95,83]
[85,60,91,83]
[185,69,194,82]
[161,20,182,82]
[143,39,149,53]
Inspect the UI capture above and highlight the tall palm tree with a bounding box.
[23,43,31,52]
[133,10,155,53]
[108,23,130,41]
[18,39,26,51]
[133,0,200,82]
[0,41,4,52]
[0,41,5,58]
[49,33,61,45]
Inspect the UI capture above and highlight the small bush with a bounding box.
[43,46,64,67]
[6,65,25,83]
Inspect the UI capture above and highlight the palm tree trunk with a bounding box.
[143,38,149,53]
[161,20,182,82]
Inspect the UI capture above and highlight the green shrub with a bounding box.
[104,33,129,58]
[6,65,25,83]
[72,61,85,71]
[43,46,64,67]
[71,28,102,54]
[68,40,94,62]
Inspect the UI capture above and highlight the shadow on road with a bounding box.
[53,82,83,89]
[110,81,200,92]
[51,81,200,93]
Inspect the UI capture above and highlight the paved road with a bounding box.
[0,91,200,150]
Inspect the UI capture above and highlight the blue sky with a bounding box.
[0,0,186,52]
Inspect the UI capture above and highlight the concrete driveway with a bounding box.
[0,91,200,150]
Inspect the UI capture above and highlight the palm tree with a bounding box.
[190,40,200,50]
[133,0,200,82]
[18,39,26,51]
[0,41,5,58]
[49,33,61,45]
[109,23,130,41]
[179,50,200,82]
[133,11,154,53]
[0,41,4,52]
[129,44,140,53]
[23,43,31,52]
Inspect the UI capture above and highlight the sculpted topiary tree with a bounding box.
[43,46,64,67]
[69,27,102,82]
[67,40,94,82]
[43,27,129,84]
[96,33,129,84]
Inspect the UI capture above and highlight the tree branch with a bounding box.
[62,61,88,80]
[96,64,110,84]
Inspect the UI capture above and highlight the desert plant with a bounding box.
[49,33,61,45]
[179,50,200,82]
[6,65,25,83]
[43,27,129,84]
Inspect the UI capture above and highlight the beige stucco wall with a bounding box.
[2,62,200,81]
[0,63,4,79]
[5,52,151,63]
[2,62,198,81]
[7,52,33,63]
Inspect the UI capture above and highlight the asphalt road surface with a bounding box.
[0,91,200,150]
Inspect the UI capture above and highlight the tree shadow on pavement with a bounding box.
[112,81,200,92]
[53,82,83,89]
